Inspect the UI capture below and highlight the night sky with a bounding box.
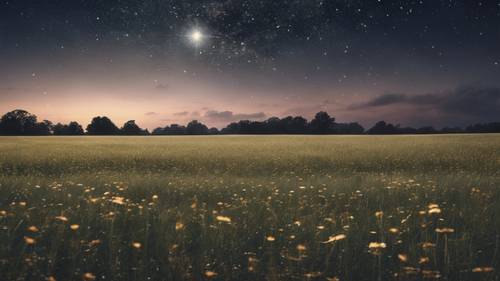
[1,0,500,129]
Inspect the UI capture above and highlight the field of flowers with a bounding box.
[1,135,499,281]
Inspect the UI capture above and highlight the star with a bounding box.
[190,30,202,42]
[188,29,205,46]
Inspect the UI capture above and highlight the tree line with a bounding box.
[0,109,499,136]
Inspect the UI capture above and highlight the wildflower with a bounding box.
[398,254,408,263]
[428,208,441,214]
[28,226,39,232]
[111,196,125,205]
[435,228,454,234]
[472,267,494,273]
[422,270,441,279]
[103,211,115,219]
[88,240,101,247]
[70,224,80,231]
[368,242,386,255]
[428,203,439,209]
[322,234,346,243]
[215,215,231,223]
[266,236,276,242]
[24,236,36,245]
[83,272,96,281]
[402,267,420,275]
[54,216,68,222]
[175,222,184,231]
[388,228,399,234]
[169,244,179,251]
[304,272,322,278]
[247,256,258,267]
[296,244,307,251]
[368,242,386,249]
[204,271,217,278]
[419,257,430,264]
[421,242,436,249]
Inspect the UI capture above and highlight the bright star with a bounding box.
[189,29,203,44]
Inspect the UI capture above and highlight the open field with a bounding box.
[1,135,500,281]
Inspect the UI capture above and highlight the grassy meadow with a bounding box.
[1,135,500,281]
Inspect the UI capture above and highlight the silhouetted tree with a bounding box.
[186,120,209,135]
[86,116,119,135]
[264,117,283,134]
[167,124,187,135]
[68,121,85,135]
[0,109,53,135]
[333,122,365,134]
[208,127,219,134]
[33,120,53,135]
[220,122,240,134]
[121,120,148,135]
[152,124,188,135]
[2,109,499,136]
[441,127,463,134]
[397,126,418,134]
[219,113,360,135]
[52,123,66,135]
[416,126,437,134]
[465,122,500,133]
[367,121,398,134]
[152,127,164,135]
[53,121,84,135]
[0,109,37,135]
[287,116,308,134]
[309,111,335,134]
[367,121,438,134]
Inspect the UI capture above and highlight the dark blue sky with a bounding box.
[1,0,500,128]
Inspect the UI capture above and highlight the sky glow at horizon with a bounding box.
[1,0,499,129]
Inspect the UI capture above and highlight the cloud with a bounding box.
[348,85,500,121]
[173,111,189,116]
[144,111,158,116]
[362,93,408,107]
[204,110,267,122]
[349,93,440,109]
[440,86,500,118]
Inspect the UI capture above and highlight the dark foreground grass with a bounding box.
[1,135,500,281]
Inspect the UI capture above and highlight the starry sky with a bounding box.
[1,0,500,129]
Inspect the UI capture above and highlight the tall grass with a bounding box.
[1,135,499,280]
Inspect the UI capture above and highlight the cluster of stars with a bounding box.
[0,0,499,87]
